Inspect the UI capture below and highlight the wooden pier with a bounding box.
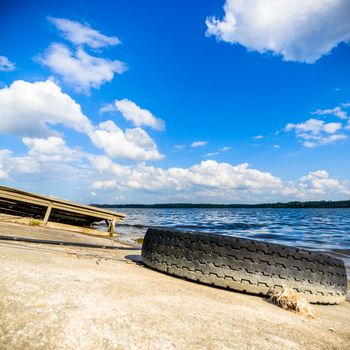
[0,186,125,236]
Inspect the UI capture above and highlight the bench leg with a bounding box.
[108,218,116,236]
[43,204,53,226]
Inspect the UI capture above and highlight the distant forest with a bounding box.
[92,200,350,209]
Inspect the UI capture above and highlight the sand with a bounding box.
[0,221,349,349]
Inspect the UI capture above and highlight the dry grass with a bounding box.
[270,287,315,318]
[134,237,144,244]
[28,219,41,227]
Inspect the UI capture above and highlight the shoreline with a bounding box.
[93,204,350,209]
[1,221,349,349]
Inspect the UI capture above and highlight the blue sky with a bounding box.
[0,0,350,203]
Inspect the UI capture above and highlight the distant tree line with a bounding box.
[91,200,350,209]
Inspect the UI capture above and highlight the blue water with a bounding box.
[109,208,350,276]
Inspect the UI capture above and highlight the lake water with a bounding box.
[108,208,350,277]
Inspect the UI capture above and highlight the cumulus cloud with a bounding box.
[23,136,82,162]
[39,43,126,93]
[0,80,93,137]
[48,17,120,48]
[0,140,93,187]
[39,17,126,93]
[299,170,350,196]
[100,98,165,130]
[206,0,350,63]
[0,80,163,162]
[0,149,39,178]
[285,118,347,147]
[0,136,91,183]
[191,141,208,148]
[312,106,348,120]
[90,120,163,161]
[0,150,11,179]
[90,157,350,202]
[2,141,349,202]
[0,56,15,71]
[91,159,283,196]
[323,122,342,133]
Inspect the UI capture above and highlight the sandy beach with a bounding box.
[0,221,349,350]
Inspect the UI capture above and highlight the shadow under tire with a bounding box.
[141,228,347,304]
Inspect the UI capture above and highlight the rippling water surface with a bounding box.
[109,208,350,275]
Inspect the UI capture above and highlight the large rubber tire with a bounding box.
[142,228,347,304]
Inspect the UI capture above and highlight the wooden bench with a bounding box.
[0,186,125,237]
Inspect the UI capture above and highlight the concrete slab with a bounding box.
[0,222,349,349]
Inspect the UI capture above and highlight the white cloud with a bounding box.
[204,146,231,157]
[0,80,93,137]
[0,80,163,162]
[219,146,231,152]
[299,170,350,196]
[0,149,39,178]
[0,133,105,191]
[39,43,126,93]
[273,145,280,149]
[302,134,348,148]
[0,168,8,180]
[204,152,220,157]
[40,17,126,93]
[312,106,348,120]
[100,98,165,131]
[323,122,342,134]
[285,118,324,134]
[0,56,15,72]
[191,141,208,148]
[90,120,163,161]
[285,118,347,147]
[23,136,81,162]
[253,135,264,139]
[0,150,11,179]
[91,159,284,197]
[92,179,119,190]
[173,144,185,151]
[2,142,349,203]
[206,0,350,63]
[48,17,120,48]
[114,194,126,202]
[0,139,93,189]
[90,157,350,202]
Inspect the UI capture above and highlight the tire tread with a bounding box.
[142,228,347,304]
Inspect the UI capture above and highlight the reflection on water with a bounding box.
[107,208,350,276]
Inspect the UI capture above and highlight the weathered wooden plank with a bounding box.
[0,186,124,220]
[0,186,125,236]
[0,190,50,207]
[0,199,46,214]
[0,205,43,219]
